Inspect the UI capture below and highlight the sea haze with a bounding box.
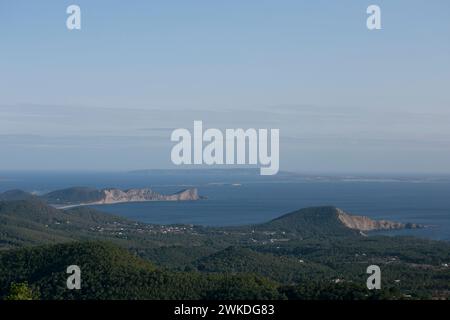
[0,170,449,241]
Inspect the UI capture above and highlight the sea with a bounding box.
[1,170,449,241]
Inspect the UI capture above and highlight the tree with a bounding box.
[5,282,37,300]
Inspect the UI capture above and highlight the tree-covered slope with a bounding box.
[0,200,449,299]
[0,241,282,300]
[0,200,133,248]
[0,190,37,201]
[40,187,105,205]
[194,246,334,283]
[255,206,360,237]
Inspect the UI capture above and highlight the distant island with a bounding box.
[0,187,201,208]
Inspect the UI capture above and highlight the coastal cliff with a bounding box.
[101,188,199,204]
[36,186,201,206]
[261,206,423,236]
[336,208,422,231]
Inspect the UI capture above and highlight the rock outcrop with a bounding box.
[100,188,199,204]
[336,208,422,231]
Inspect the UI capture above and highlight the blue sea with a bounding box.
[1,170,449,241]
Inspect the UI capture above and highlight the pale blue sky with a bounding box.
[0,1,449,173]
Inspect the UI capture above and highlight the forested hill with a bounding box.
[1,200,449,299]
[254,206,421,237]
[1,240,448,300]
[0,242,282,300]
[41,187,104,204]
[256,206,360,237]
[0,200,428,249]
[0,189,38,201]
[0,199,132,248]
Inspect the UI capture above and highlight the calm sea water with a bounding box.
[1,171,449,241]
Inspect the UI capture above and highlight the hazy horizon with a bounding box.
[3,167,450,178]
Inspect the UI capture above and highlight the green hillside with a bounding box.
[40,187,105,205]
[0,200,133,248]
[0,241,281,300]
[0,200,449,299]
[194,246,334,283]
[0,190,37,202]
[254,206,360,237]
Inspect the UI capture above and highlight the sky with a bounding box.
[0,0,449,173]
